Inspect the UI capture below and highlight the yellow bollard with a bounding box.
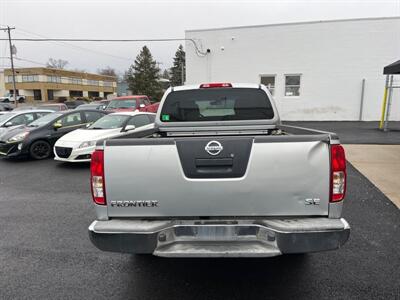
[379,87,389,129]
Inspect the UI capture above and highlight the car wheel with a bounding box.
[18,97,24,103]
[29,140,52,160]
[3,98,9,103]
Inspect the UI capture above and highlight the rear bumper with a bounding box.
[88,218,350,257]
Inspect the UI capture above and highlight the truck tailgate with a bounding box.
[104,136,330,217]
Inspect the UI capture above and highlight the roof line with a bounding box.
[185,16,400,33]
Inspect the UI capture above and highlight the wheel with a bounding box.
[29,140,52,160]
[18,97,25,103]
[3,98,9,103]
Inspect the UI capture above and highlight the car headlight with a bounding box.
[6,131,29,144]
[78,140,96,149]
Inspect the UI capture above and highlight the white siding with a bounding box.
[186,17,400,121]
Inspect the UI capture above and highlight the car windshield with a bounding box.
[160,88,274,122]
[39,105,61,111]
[28,113,63,127]
[0,113,15,123]
[107,99,136,109]
[89,114,130,129]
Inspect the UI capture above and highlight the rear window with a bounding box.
[160,88,274,122]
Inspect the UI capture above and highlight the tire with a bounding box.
[3,98,9,103]
[29,140,52,160]
[18,97,25,103]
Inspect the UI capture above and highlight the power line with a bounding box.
[14,56,47,66]
[14,28,133,61]
[0,37,208,56]
[0,56,47,66]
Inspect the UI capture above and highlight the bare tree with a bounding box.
[98,66,117,77]
[46,58,69,69]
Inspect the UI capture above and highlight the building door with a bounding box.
[47,90,54,101]
[33,90,42,101]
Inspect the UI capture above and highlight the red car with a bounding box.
[106,96,159,113]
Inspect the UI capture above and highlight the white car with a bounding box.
[0,109,53,136]
[53,111,155,162]
[0,93,25,103]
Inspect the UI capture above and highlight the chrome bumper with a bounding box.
[88,218,350,257]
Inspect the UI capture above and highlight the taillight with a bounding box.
[90,150,106,205]
[200,83,232,88]
[330,144,346,202]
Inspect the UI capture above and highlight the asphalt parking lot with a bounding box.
[0,157,399,299]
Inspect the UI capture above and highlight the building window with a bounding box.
[6,75,19,83]
[70,78,82,85]
[260,75,276,95]
[22,75,39,82]
[69,90,83,97]
[284,75,301,97]
[87,79,99,86]
[88,91,100,98]
[103,81,113,87]
[47,75,61,83]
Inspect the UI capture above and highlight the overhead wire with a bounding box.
[14,28,134,61]
[0,36,208,56]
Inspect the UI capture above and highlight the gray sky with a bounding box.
[1,0,399,75]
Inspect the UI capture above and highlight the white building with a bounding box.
[185,17,400,121]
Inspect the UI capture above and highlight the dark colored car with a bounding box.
[0,103,14,111]
[0,109,108,160]
[64,100,87,109]
[39,103,68,111]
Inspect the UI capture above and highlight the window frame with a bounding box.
[57,112,83,127]
[259,74,276,96]
[9,113,35,126]
[87,79,99,86]
[127,114,151,128]
[22,75,39,82]
[83,111,105,124]
[47,75,61,83]
[284,74,302,98]
[70,77,82,85]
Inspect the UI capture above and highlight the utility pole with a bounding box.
[1,26,17,108]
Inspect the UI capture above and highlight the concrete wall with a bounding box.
[186,17,400,121]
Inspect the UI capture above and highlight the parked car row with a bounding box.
[0,95,159,113]
[0,109,156,161]
[0,94,159,161]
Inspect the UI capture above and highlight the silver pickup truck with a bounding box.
[88,83,350,257]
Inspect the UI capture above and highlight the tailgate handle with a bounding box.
[195,158,233,167]
[195,158,233,174]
